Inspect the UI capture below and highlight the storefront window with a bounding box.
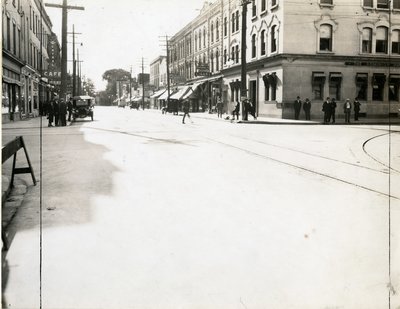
[329,73,342,100]
[312,72,325,100]
[356,73,368,100]
[2,83,9,114]
[372,74,386,101]
[389,75,400,101]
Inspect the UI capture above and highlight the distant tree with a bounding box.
[83,78,96,97]
[102,69,131,97]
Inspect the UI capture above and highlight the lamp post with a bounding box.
[240,0,251,120]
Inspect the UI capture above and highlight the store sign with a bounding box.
[43,70,61,79]
[195,64,211,77]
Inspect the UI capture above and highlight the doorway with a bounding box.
[249,80,257,115]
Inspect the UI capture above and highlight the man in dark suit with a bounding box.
[294,96,302,120]
[59,98,67,126]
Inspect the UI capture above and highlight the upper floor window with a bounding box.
[216,20,220,41]
[235,11,239,32]
[394,0,400,9]
[261,0,266,11]
[261,30,266,55]
[251,34,256,58]
[232,13,235,33]
[363,0,373,7]
[224,48,227,64]
[203,27,206,47]
[271,0,277,7]
[252,0,256,17]
[224,17,227,36]
[362,27,372,53]
[376,26,388,53]
[271,25,277,53]
[216,49,220,71]
[199,30,202,49]
[194,33,197,51]
[392,30,400,54]
[377,0,389,9]
[319,24,332,51]
[211,23,214,43]
[6,15,11,51]
[235,45,239,63]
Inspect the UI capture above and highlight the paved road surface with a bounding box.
[2,107,400,309]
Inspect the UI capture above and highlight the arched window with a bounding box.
[199,29,202,50]
[376,26,388,53]
[362,28,372,53]
[319,24,332,51]
[271,25,277,53]
[224,48,227,64]
[392,29,400,54]
[224,17,227,36]
[203,27,206,48]
[210,50,214,72]
[203,53,206,64]
[261,30,266,55]
[251,34,256,58]
[216,49,220,71]
[211,22,214,43]
[216,20,220,41]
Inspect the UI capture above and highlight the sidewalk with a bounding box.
[146,108,400,125]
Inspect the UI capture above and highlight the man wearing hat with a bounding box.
[343,98,352,123]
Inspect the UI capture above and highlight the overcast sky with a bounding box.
[45,0,210,91]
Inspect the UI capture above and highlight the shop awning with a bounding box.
[150,89,166,99]
[170,86,191,100]
[312,72,326,83]
[158,89,176,100]
[356,73,368,83]
[229,80,241,91]
[181,82,203,100]
[373,73,386,85]
[2,75,22,86]
[329,72,342,80]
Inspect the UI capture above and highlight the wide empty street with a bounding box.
[2,107,400,309]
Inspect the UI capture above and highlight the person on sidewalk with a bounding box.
[353,97,361,121]
[182,99,192,124]
[303,98,311,120]
[67,98,73,122]
[216,96,223,118]
[330,98,337,123]
[294,96,302,120]
[232,101,240,121]
[322,97,331,124]
[47,100,54,127]
[343,98,352,123]
[246,99,257,120]
[53,99,60,126]
[59,98,67,126]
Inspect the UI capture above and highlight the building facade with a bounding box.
[2,0,58,122]
[150,55,167,90]
[168,0,400,119]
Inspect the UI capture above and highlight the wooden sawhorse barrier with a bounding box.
[2,136,36,250]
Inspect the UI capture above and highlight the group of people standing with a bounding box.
[44,98,73,127]
[322,97,361,124]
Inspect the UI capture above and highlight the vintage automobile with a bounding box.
[72,95,94,121]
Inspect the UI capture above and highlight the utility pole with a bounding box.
[45,0,84,100]
[77,48,81,95]
[240,0,250,120]
[141,57,145,110]
[72,25,76,97]
[166,35,171,112]
[129,66,132,105]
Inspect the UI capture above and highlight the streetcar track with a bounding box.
[362,132,400,174]
[205,136,399,200]
[228,134,390,175]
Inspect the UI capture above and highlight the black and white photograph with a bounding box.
[2,0,400,308]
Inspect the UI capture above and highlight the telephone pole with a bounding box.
[166,35,171,111]
[45,0,84,99]
[142,57,145,110]
[240,0,250,120]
